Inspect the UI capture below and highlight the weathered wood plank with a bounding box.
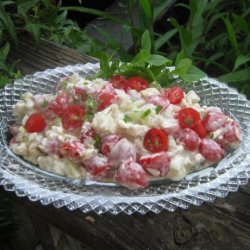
[7,34,97,75]
[1,184,250,250]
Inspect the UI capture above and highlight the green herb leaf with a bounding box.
[141,29,151,51]
[94,134,102,148]
[123,114,132,123]
[181,65,207,82]
[141,109,151,118]
[155,105,162,114]
[175,58,192,77]
[40,100,48,109]
[148,54,170,66]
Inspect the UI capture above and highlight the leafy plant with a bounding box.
[0,0,100,88]
[158,0,250,96]
[93,30,206,86]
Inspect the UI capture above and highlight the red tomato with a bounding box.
[24,113,46,133]
[178,108,201,129]
[193,120,207,138]
[101,134,121,155]
[115,160,148,188]
[109,75,128,90]
[60,140,85,161]
[108,138,137,167]
[50,93,69,116]
[199,138,224,162]
[162,86,184,104]
[97,84,118,111]
[61,105,85,130]
[74,87,87,101]
[85,155,110,177]
[80,123,96,143]
[126,76,149,92]
[179,128,200,151]
[143,128,168,153]
[202,111,228,132]
[138,152,171,177]
[222,121,241,142]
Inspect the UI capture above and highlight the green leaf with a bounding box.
[17,0,40,15]
[148,54,170,66]
[219,68,250,83]
[139,0,153,22]
[233,14,249,35]
[154,28,177,50]
[233,54,250,71]
[141,29,151,51]
[62,6,124,25]
[24,22,41,47]
[123,114,132,123]
[170,18,192,57]
[189,0,208,27]
[175,51,185,65]
[130,48,150,67]
[141,109,151,118]
[139,0,153,34]
[155,105,162,114]
[0,2,17,45]
[181,65,207,82]
[222,16,239,55]
[0,42,10,62]
[175,58,192,77]
[154,0,176,21]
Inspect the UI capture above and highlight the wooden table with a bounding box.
[3,35,250,250]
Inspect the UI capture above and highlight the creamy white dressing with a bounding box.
[10,74,241,185]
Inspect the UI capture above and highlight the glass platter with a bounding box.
[0,63,250,215]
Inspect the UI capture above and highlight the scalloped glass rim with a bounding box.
[0,63,249,215]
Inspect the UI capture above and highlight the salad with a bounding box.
[9,74,241,189]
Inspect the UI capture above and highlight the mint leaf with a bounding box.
[130,48,151,67]
[148,54,171,66]
[175,58,192,77]
[141,30,151,52]
[182,65,207,82]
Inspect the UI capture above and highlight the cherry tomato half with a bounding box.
[50,93,69,116]
[97,84,118,111]
[143,128,168,153]
[126,76,149,92]
[61,105,85,130]
[163,86,184,104]
[193,120,207,138]
[24,113,46,133]
[109,75,128,90]
[178,108,201,129]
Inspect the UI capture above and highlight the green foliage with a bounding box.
[158,0,250,96]
[94,30,206,86]
[0,0,249,96]
[0,0,99,88]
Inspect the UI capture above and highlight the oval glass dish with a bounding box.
[0,63,250,215]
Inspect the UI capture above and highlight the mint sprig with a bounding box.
[93,30,206,86]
